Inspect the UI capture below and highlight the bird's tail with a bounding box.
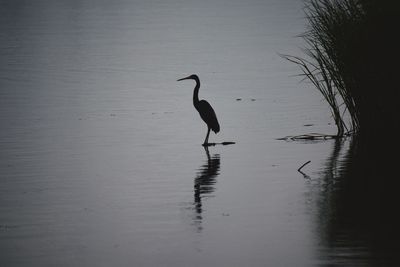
[212,122,220,134]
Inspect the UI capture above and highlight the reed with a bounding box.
[283,0,399,137]
[283,0,364,136]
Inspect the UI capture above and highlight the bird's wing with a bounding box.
[198,100,220,133]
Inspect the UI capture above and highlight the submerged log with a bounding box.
[202,142,236,147]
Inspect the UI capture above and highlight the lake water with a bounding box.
[0,0,397,266]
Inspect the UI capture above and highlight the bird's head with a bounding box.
[177,74,199,82]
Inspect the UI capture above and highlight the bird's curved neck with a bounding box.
[193,77,200,106]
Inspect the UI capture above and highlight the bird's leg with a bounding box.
[203,127,210,146]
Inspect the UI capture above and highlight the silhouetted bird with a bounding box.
[177,74,220,146]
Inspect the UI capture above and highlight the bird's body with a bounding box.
[177,74,220,145]
[196,100,220,134]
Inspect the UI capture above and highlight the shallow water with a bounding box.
[0,0,397,266]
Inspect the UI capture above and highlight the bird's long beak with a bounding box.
[177,76,190,82]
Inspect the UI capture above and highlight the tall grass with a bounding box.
[284,0,399,137]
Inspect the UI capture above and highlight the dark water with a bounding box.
[312,137,400,267]
[1,0,398,266]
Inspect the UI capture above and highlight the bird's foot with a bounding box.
[202,142,216,147]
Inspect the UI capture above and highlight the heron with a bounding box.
[177,74,220,146]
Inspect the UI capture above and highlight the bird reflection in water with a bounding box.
[193,147,220,231]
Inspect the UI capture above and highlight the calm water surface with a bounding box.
[1,0,397,266]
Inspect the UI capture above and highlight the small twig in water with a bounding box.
[298,160,311,179]
[298,160,311,173]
